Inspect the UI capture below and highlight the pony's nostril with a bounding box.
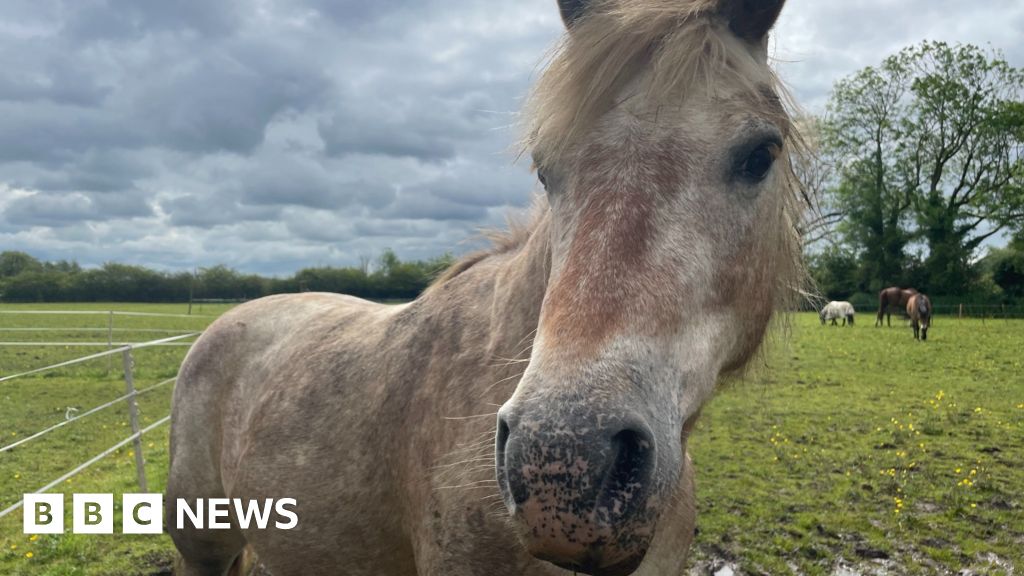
[495,415,516,505]
[598,425,655,519]
[496,417,511,466]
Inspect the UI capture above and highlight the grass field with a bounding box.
[0,303,1021,575]
[688,314,1023,575]
[0,303,232,576]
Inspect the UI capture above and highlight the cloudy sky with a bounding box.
[1,0,1022,275]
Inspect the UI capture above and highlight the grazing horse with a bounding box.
[907,293,932,341]
[166,1,807,575]
[875,286,918,327]
[820,301,855,326]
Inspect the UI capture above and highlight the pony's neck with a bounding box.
[412,208,552,381]
[481,213,552,362]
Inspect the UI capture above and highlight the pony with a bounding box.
[875,286,918,327]
[907,293,932,341]
[166,1,807,575]
[820,301,854,326]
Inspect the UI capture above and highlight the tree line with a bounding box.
[0,250,455,303]
[801,40,1024,305]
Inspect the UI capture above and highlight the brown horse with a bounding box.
[875,286,918,327]
[907,293,932,341]
[166,1,807,575]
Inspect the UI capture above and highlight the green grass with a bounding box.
[0,303,232,576]
[688,314,1024,575]
[1,305,1021,574]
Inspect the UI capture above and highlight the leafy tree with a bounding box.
[196,265,266,300]
[902,43,1024,294]
[987,245,1024,299]
[0,250,460,302]
[0,270,68,301]
[822,54,915,290]
[807,246,860,299]
[822,41,1024,295]
[0,251,42,277]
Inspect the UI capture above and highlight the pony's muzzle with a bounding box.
[495,403,657,575]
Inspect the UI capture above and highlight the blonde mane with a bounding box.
[524,0,787,163]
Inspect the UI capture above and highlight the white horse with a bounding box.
[820,301,855,326]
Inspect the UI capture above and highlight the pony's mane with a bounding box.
[432,0,810,312]
[523,0,791,162]
[429,196,549,288]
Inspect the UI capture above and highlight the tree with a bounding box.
[902,43,1024,294]
[822,41,1024,295]
[0,249,459,302]
[0,251,42,277]
[822,54,915,290]
[987,242,1024,300]
[807,246,860,300]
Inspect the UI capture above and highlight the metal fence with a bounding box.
[0,319,200,521]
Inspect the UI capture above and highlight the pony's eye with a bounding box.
[537,169,548,189]
[740,144,777,182]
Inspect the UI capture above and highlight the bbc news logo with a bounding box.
[23,494,298,534]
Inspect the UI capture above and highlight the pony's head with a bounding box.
[917,295,931,339]
[495,1,804,574]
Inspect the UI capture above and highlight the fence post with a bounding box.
[106,311,114,374]
[121,349,148,492]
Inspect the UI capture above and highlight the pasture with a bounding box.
[0,303,230,576]
[0,304,1020,575]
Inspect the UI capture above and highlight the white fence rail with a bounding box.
[0,308,209,371]
[0,332,198,383]
[0,319,204,522]
[0,310,211,318]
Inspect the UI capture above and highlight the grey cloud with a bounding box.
[19,149,154,193]
[234,157,344,209]
[420,162,533,208]
[317,89,499,161]
[375,191,489,221]
[128,41,332,155]
[0,43,111,107]
[281,208,357,243]
[0,102,146,165]
[4,191,152,227]
[62,0,245,43]
[162,194,283,229]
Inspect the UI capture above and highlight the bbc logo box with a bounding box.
[23,494,297,534]
[23,493,163,535]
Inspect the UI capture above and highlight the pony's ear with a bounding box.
[718,0,785,43]
[557,0,590,28]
